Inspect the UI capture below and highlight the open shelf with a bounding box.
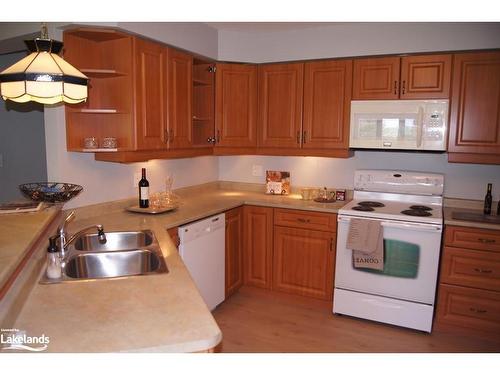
[78,109,123,114]
[80,68,126,78]
[65,28,129,42]
[193,78,212,86]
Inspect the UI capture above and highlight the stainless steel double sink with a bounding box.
[41,230,168,284]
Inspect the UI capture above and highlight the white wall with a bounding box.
[218,22,500,63]
[42,23,219,209]
[218,153,500,201]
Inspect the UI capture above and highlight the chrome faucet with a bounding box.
[56,211,106,260]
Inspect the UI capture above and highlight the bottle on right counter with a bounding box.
[483,183,492,215]
[497,197,500,216]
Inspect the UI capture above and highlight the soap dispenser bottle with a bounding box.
[46,237,62,279]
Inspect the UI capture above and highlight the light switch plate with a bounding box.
[252,164,263,177]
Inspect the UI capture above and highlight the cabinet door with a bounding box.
[215,63,258,148]
[135,38,168,150]
[273,226,336,300]
[258,63,304,148]
[353,57,400,100]
[225,207,244,297]
[400,54,451,99]
[448,52,500,161]
[167,227,180,249]
[167,48,193,149]
[303,59,352,149]
[243,206,273,289]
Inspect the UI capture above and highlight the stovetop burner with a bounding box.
[352,206,375,212]
[409,205,433,211]
[401,209,433,217]
[358,201,385,208]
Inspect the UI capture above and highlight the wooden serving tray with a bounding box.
[126,204,178,215]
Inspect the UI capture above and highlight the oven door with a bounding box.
[335,215,442,304]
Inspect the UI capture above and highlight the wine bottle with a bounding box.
[483,183,492,215]
[139,168,150,208]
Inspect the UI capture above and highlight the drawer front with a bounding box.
[274,208,337,232]
[441,247,500,292]
[445,226,500,252]
[436,284,500,334]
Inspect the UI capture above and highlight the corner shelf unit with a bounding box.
[63,28,135,151]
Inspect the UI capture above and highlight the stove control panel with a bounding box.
[354,170,444,196]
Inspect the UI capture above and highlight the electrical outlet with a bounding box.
[252,164,263,177]
[133,172,142,188]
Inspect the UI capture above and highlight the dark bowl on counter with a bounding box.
[19,182,83,203]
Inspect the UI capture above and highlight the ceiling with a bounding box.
[205,22,348,33]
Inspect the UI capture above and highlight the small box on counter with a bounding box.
[336,189,346,201]
[266,171,290,195]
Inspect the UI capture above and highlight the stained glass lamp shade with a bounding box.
[0,38,88,104]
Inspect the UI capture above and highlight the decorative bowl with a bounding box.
[19,182,83,203]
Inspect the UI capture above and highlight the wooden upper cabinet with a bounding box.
[225,207,244,298]
[258,63,304,148]
[215,63,258,148]
[353,57,400,100]
[134,38,168,150]
[167,48,193,149]
[303,59,352,149]
[400,54,451,99]
[448,51,500,163]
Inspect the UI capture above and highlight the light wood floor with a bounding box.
[212,286,500,353]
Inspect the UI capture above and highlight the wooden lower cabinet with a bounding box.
[273,226,335,300]
[167,227,180,249]
[243,206,274,289]
[436,284,500,336]
[435,225,500,340]
[225,207,244,297]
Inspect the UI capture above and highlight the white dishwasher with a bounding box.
[178,213,225,311]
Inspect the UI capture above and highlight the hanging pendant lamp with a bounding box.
[0,24,88,105]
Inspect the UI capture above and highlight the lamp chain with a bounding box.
[41,23,48,39]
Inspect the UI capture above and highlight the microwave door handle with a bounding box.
[416,107,424,148]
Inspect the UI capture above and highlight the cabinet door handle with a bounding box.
[402,80,406,95]
[164,129,169,144]
[297,130,301,144]
[474,268,493,274]
[478,238,496,244]
[303,130,307,144]
[297,218,310,223]
[216,129,221,144]
[394,81,398,95]
[469,307,487,314]
[169,130,175,142]
[330,238,335,252]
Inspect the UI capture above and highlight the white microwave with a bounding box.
[349,100,449,151]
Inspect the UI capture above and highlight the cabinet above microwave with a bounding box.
[349,100,449,151]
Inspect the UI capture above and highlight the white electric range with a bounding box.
[333,170,444,332]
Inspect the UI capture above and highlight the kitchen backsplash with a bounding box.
[218,152,500,202]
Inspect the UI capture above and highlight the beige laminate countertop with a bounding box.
[11,184,347,353]
[0,206,60,290]
[443,197,500,231]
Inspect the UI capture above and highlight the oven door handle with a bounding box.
[338,216,442,233]
[381,222,442,232]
